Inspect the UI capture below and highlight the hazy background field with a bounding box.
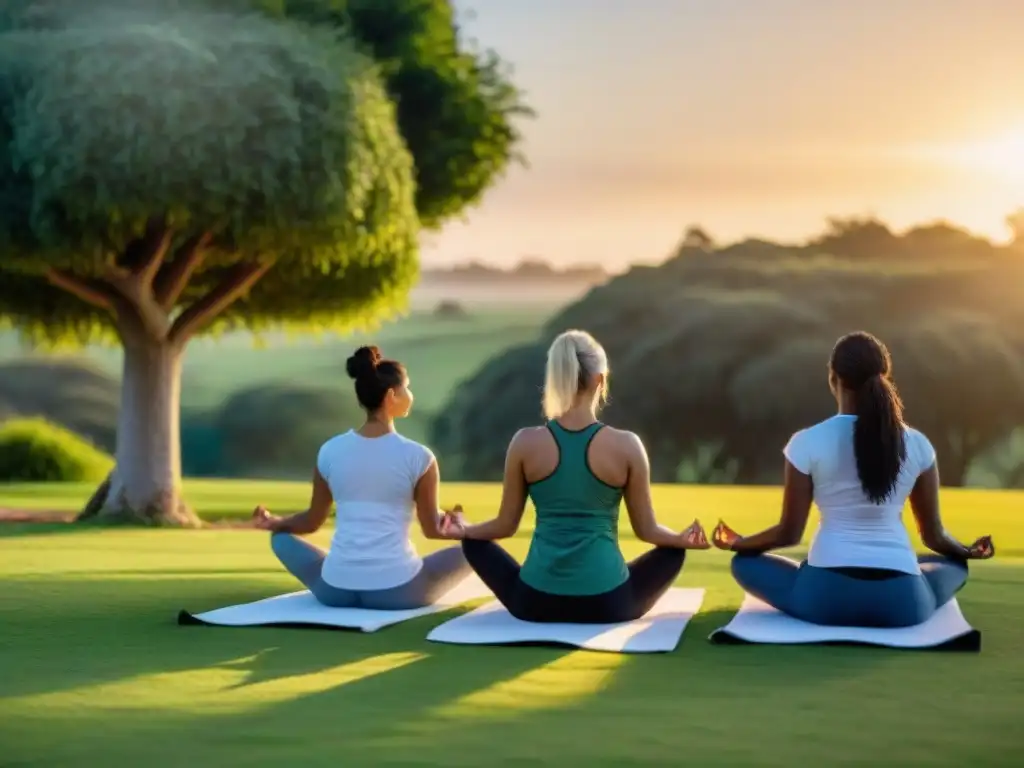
[0,271,591,481]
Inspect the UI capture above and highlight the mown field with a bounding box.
[1,482,1022,766]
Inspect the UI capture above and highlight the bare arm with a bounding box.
[730,460,812,553]
[265,468,334,535]
[413,459,452,540]
[623,434,690,548]
[909,464,972,559]
[462,432,528,541]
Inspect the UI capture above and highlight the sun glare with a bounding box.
[939,129,1024,180]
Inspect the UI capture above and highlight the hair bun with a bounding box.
[346,346,382,380]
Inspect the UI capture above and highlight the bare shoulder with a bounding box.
[600,426,646,456]
[509,425,551,452]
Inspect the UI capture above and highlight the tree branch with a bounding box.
[169,260,274,346]
[139,227,173,288]
[105,268,171,341]
[45,269,117,312]
[153,233,211,311]
[46,221,177,342]
[118,218,172,287]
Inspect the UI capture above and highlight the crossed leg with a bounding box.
[270,532,357,607]
[730,551,971,627]
[271,532,471,610]
[461,539,686,622]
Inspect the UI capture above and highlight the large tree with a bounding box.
[0,1,529,525]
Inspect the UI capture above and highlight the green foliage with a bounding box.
[432,217,1024,485]
[966,428,1024,488]
[430,341,546,480]
[273,0,533,227]
[0,2,419,344]
[216,383,363,475]
[0,417,113,481]
[0,358,120,450]
[0,0,532,232]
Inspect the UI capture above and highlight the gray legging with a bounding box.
[731,552,969,628]
[270,532,472,610]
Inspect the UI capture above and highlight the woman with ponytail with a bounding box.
[251,346,471,609]
[440,329,710,624]
[712,331,994,627]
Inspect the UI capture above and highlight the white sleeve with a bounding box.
[783,429,814,475]
[316,440,333,479]
[412,443,436,482]
[908,428,937,474]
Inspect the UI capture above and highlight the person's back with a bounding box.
[317,429,432,589]
[520,421,628,595]
[713,331,995,628]
[251,345,472,610]
[787,414,937,575]
[448,329,710,624]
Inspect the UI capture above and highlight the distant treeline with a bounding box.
[422,258,609,285]
[431,215,1024,488]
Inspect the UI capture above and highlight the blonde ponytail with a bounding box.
[542,330,608,420]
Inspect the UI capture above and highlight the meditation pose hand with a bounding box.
[711,520,741,551]
[439,506,467,539]
[679,519,711,549]
[967,535,995,559]
[252,505,281,531]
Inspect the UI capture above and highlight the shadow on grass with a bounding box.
[77,568,287,578]
[0,522,90,538]
[4,563,1023,766]
[0,574,557,701]
[0,518,258,538]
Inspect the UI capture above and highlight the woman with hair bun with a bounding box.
[252,346,471,609]
[441,329,710,624]
[713,331,994,627]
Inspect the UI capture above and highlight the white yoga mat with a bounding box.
[426,588,705,653]
[709,594,981,651]
[178,575,492,633]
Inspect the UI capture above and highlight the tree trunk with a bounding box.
[48,227,267,528]
[83,338,199,527]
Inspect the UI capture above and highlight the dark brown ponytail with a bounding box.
[830,332,907,503]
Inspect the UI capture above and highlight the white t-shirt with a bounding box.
[316,430,435,590]
[784,414,937,575]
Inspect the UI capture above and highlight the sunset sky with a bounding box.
[422,0,1024,269]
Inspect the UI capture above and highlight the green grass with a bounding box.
[2,483,1022,765]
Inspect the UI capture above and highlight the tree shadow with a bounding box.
[2,569,585,764]
[0,573,560,702]
[0,521,89,538]
[4,559,1021,766]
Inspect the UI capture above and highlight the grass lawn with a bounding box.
[2,482,1022,765]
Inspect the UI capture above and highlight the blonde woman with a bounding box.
[441,330,709,623]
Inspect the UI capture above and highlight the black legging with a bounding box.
[461,539,685,624]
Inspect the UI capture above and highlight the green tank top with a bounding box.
[520,421,629,596]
